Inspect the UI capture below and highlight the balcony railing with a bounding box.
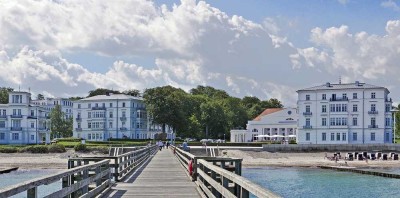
[120,116,127,121]
[120,127,127,131]
[75,117,82,122]
[0,115,7,119]
[10,115,23,118]
[27,116,37,119]
[75,128,82,132]
[368,125,379,128]
[38,127,47,131]
[11,127,22,131]
[303,125,313,129]
[303,112,312,116]
[368,111,378,115]
[91,107,106,110]
[330,97,348,101]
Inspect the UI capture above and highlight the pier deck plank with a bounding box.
[106,148,201,198]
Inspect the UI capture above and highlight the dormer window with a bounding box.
[306,95,310,101]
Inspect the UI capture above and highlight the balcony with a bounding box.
[75,117,82,122]
[329,97,348,101]
[91,106,106,110]
[303,112,312,116]
[75,128,82,132]
[368,125,379,128]
[303,125,313,129]
[10,115,23,118]
[27,116,37,119]
[368,111,378,115]
[120,127,127,131]
[11,127,22,131]
[38,127,48,131]
[120,116,127,121]
[0,115,7,119]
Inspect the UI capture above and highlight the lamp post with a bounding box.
[223,133,225,143]
[391,109,399,144]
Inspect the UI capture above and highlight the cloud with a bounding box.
[338,0,350,5]
[381,0,400,11]
[291,21,400,83]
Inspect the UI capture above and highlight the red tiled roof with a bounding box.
[253,108,283,121]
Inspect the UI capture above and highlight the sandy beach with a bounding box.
[223,150,400,168]
[0,149,107,170]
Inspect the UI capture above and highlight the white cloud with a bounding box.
[381,0,400,11]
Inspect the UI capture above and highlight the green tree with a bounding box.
[0,87,13,104]
[37,94,45,100]
[190,85,230,99]
[69,96,84,101]
[50,105,73,138]
[88,88,120,97]
[122,89,141,97]
[199,101,227,138]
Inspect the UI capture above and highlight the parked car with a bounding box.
[200,139,213,143]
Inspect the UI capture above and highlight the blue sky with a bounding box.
[0,0,399,106]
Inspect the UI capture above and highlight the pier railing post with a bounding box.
[82,161,89,194]
[27,187,37,198]
[114,158,119,181]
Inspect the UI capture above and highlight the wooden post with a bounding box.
[241,187,250,198]
[82,161,89,194]
[27,187,37,198]
[114,158,119,181]
[96,166,102,187]
[222,176,230,195]
[62,176,70,198]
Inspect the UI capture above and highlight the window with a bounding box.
[306,133,310,141]
[0,121,5,128]
[0,133,4,140]
[122,111,126,117]
[331,133,335,141]
[110,103,113,107]
[102,103,105,107]
[371,92,376,99]
[78,104,81,109]
[88,134,92,140]
[371,104,376,112]
[109,111,113,118]
[353,117,358,126]
[30,110,34,116]
[95,103,98,107]
[306,95,310,100]
[342,133,347,141]
[306,118,310,126]
[330,104,335,112]
[88,112,91,118]
[122,102,126,107]
[77,123,81,128]
[306,105,310,113]
[109,122,113,128]
[322,133,326,141]
[322,118,327,126]
[371,117,376,126]
[322,105,327,113]
[353,93,357,99]
[88,104,91,108]
[337,133,341,141]
[342,118,347,126]
[30,122,34,128]
[330,118,335,126]
[386,118,391,126]
[353,104,358,112]
[322,94,326,100]
[12,133,19,140]
[88,122,92,128]
[30,135,34,140]
[385,133,390,142]
[342,93,347,99]
[353,133,357,141]
[371,133,376,141]
[342,104,347,112]
[2,110,5,115]
[96,134,99,139]
[386,104,391,112]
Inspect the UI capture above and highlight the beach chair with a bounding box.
[394,154,399,160]
[383,154,388,160]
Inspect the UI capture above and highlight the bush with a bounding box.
[48,144,66,153]
[289,139,297,144]
[0,147,19,153]
[74,143,87,152]
[23,145,49,153]
[88,146,109,154]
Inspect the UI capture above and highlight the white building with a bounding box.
[0,92,51,144]
[32,98,73,119]
[72,93,174,141]
[230,108,298,143]
[297,81,393,144]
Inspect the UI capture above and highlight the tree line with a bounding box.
[143,85,283,139]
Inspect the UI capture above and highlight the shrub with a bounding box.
[74,143,87,152]
[48,144,66,153]
[0,147,19,153]
[88,146,109,154]
[24,145,49,153]
[289,139,297,144]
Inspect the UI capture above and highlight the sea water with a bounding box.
[0,169,62,198]
[243,167,400,198]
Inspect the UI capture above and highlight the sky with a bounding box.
[0,0,400,106]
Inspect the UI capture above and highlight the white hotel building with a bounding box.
[72,94,173,141]
[297,81,393,144]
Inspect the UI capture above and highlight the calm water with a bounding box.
[243,167,400,198]
[0,169,61,198]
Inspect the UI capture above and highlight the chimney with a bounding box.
[326,82,330,87]
[355,81,359,86]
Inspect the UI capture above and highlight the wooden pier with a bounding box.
[106,148,201,198]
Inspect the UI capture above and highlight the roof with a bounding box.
[297,82,387,92]
[80,94,143,101]
[253,108,283,121]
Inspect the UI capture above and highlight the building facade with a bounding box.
[297,81,393,144]
[0,92,51,144]
[72,94,173,141]
[230,108,298,143]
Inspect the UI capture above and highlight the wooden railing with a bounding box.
[172,145,281,198]
[0,159,111,198]
[69,145,157,182]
